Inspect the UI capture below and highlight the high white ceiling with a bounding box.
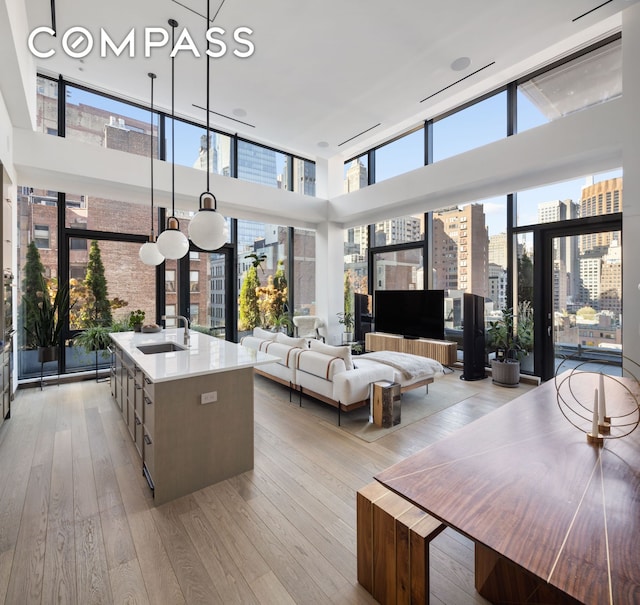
[25,0,637,162]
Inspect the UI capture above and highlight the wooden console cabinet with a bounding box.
[365,332,457,366]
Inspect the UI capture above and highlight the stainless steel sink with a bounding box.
[137,342,187,355]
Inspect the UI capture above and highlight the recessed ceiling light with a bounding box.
[317,141,329,148]
[233,108,247,117]
[450,56,471,71]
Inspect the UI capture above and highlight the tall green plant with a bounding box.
[272,259,288,320]
[22,241,46,348]
[82,240,112,326]
[343,271,354,316]
[24,276,70,348]
[239,264,261,331]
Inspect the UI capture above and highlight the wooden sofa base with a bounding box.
[296,376,435,425]
[254,367,435,425]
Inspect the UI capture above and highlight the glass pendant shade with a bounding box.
[188,193,227,250]
[139,240,165,265]
[157,216,189,259]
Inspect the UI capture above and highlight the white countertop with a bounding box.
[110,329,278,383]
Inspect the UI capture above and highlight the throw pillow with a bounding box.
[309,339,354,370]
[275,333,307,348]
[253,327,277,341]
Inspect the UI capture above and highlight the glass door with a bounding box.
[550,233,622,376]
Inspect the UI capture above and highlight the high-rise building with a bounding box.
[488,232,508,269]
[237,142,278,187]
[344,159,368,192]
[432,204,489,298]
[579,253,602,307]
[579,177,622,253]
[488,262,507,310]
[600,239,622,316]
[281,157,317,196]
[537,199,579,223]
[193,134,217,172]
[537,199,580,304]
[373,216,422,246]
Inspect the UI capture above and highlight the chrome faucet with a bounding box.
[162,315,190,346]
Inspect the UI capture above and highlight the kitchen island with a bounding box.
[109,329,277,505]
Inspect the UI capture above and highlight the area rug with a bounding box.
[296,373,480,442]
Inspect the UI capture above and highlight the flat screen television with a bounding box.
[374,290,445,341]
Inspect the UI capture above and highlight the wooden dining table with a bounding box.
[375,370,640,604]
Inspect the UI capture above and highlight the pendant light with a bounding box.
[139,72,165,266]
[156,18,190,260]
[188,0,228,251]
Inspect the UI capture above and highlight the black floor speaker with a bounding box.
[461,292,487,381]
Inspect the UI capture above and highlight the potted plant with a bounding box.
[24,278,71,364]
[487,306,528,387]
[271,313,293,334]
[74,324,113,381]
[128,309,146,332]
[337,311,355,344]
[351,342,364,355]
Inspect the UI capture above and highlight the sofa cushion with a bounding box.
[333,362,395,405]
[241,335,270,352]
[276,332,307,349]
[261,341,302,367]
[309,340,354,370]
[297,349,347,381]
[253,327,278,341]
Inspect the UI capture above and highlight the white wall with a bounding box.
[622,4,640,372]
[0,0,36,130]
[0,91,17,184]
[314,221,345,345]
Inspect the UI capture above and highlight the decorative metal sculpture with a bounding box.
[554,355,640,445]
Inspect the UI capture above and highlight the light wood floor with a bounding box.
[0,369,533,605]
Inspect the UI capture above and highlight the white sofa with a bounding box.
[242,328,444,423]
[241,328,304,392]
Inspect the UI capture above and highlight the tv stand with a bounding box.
[365,332,457,366]
[403,335,419,340]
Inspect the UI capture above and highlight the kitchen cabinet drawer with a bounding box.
[142,392,154,434]
[134,411,143,458]
[127,395,136,439]
[143,430,155,485]
[126,369,135,400]
[134,381,144,419]
[142,373,154,399]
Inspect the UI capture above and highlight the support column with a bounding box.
[315,220,344,345]
[622,5,640,373]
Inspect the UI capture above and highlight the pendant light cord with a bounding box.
[170,19,177,218]
[205,0,225,196]
[149,73,155,238]
[205,1,210,195]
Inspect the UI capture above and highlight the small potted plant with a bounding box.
[271,313,293,335]
[74,324,113,381]
[487,306,527,387]
[128,309,146,332]
[337,311,355,344]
